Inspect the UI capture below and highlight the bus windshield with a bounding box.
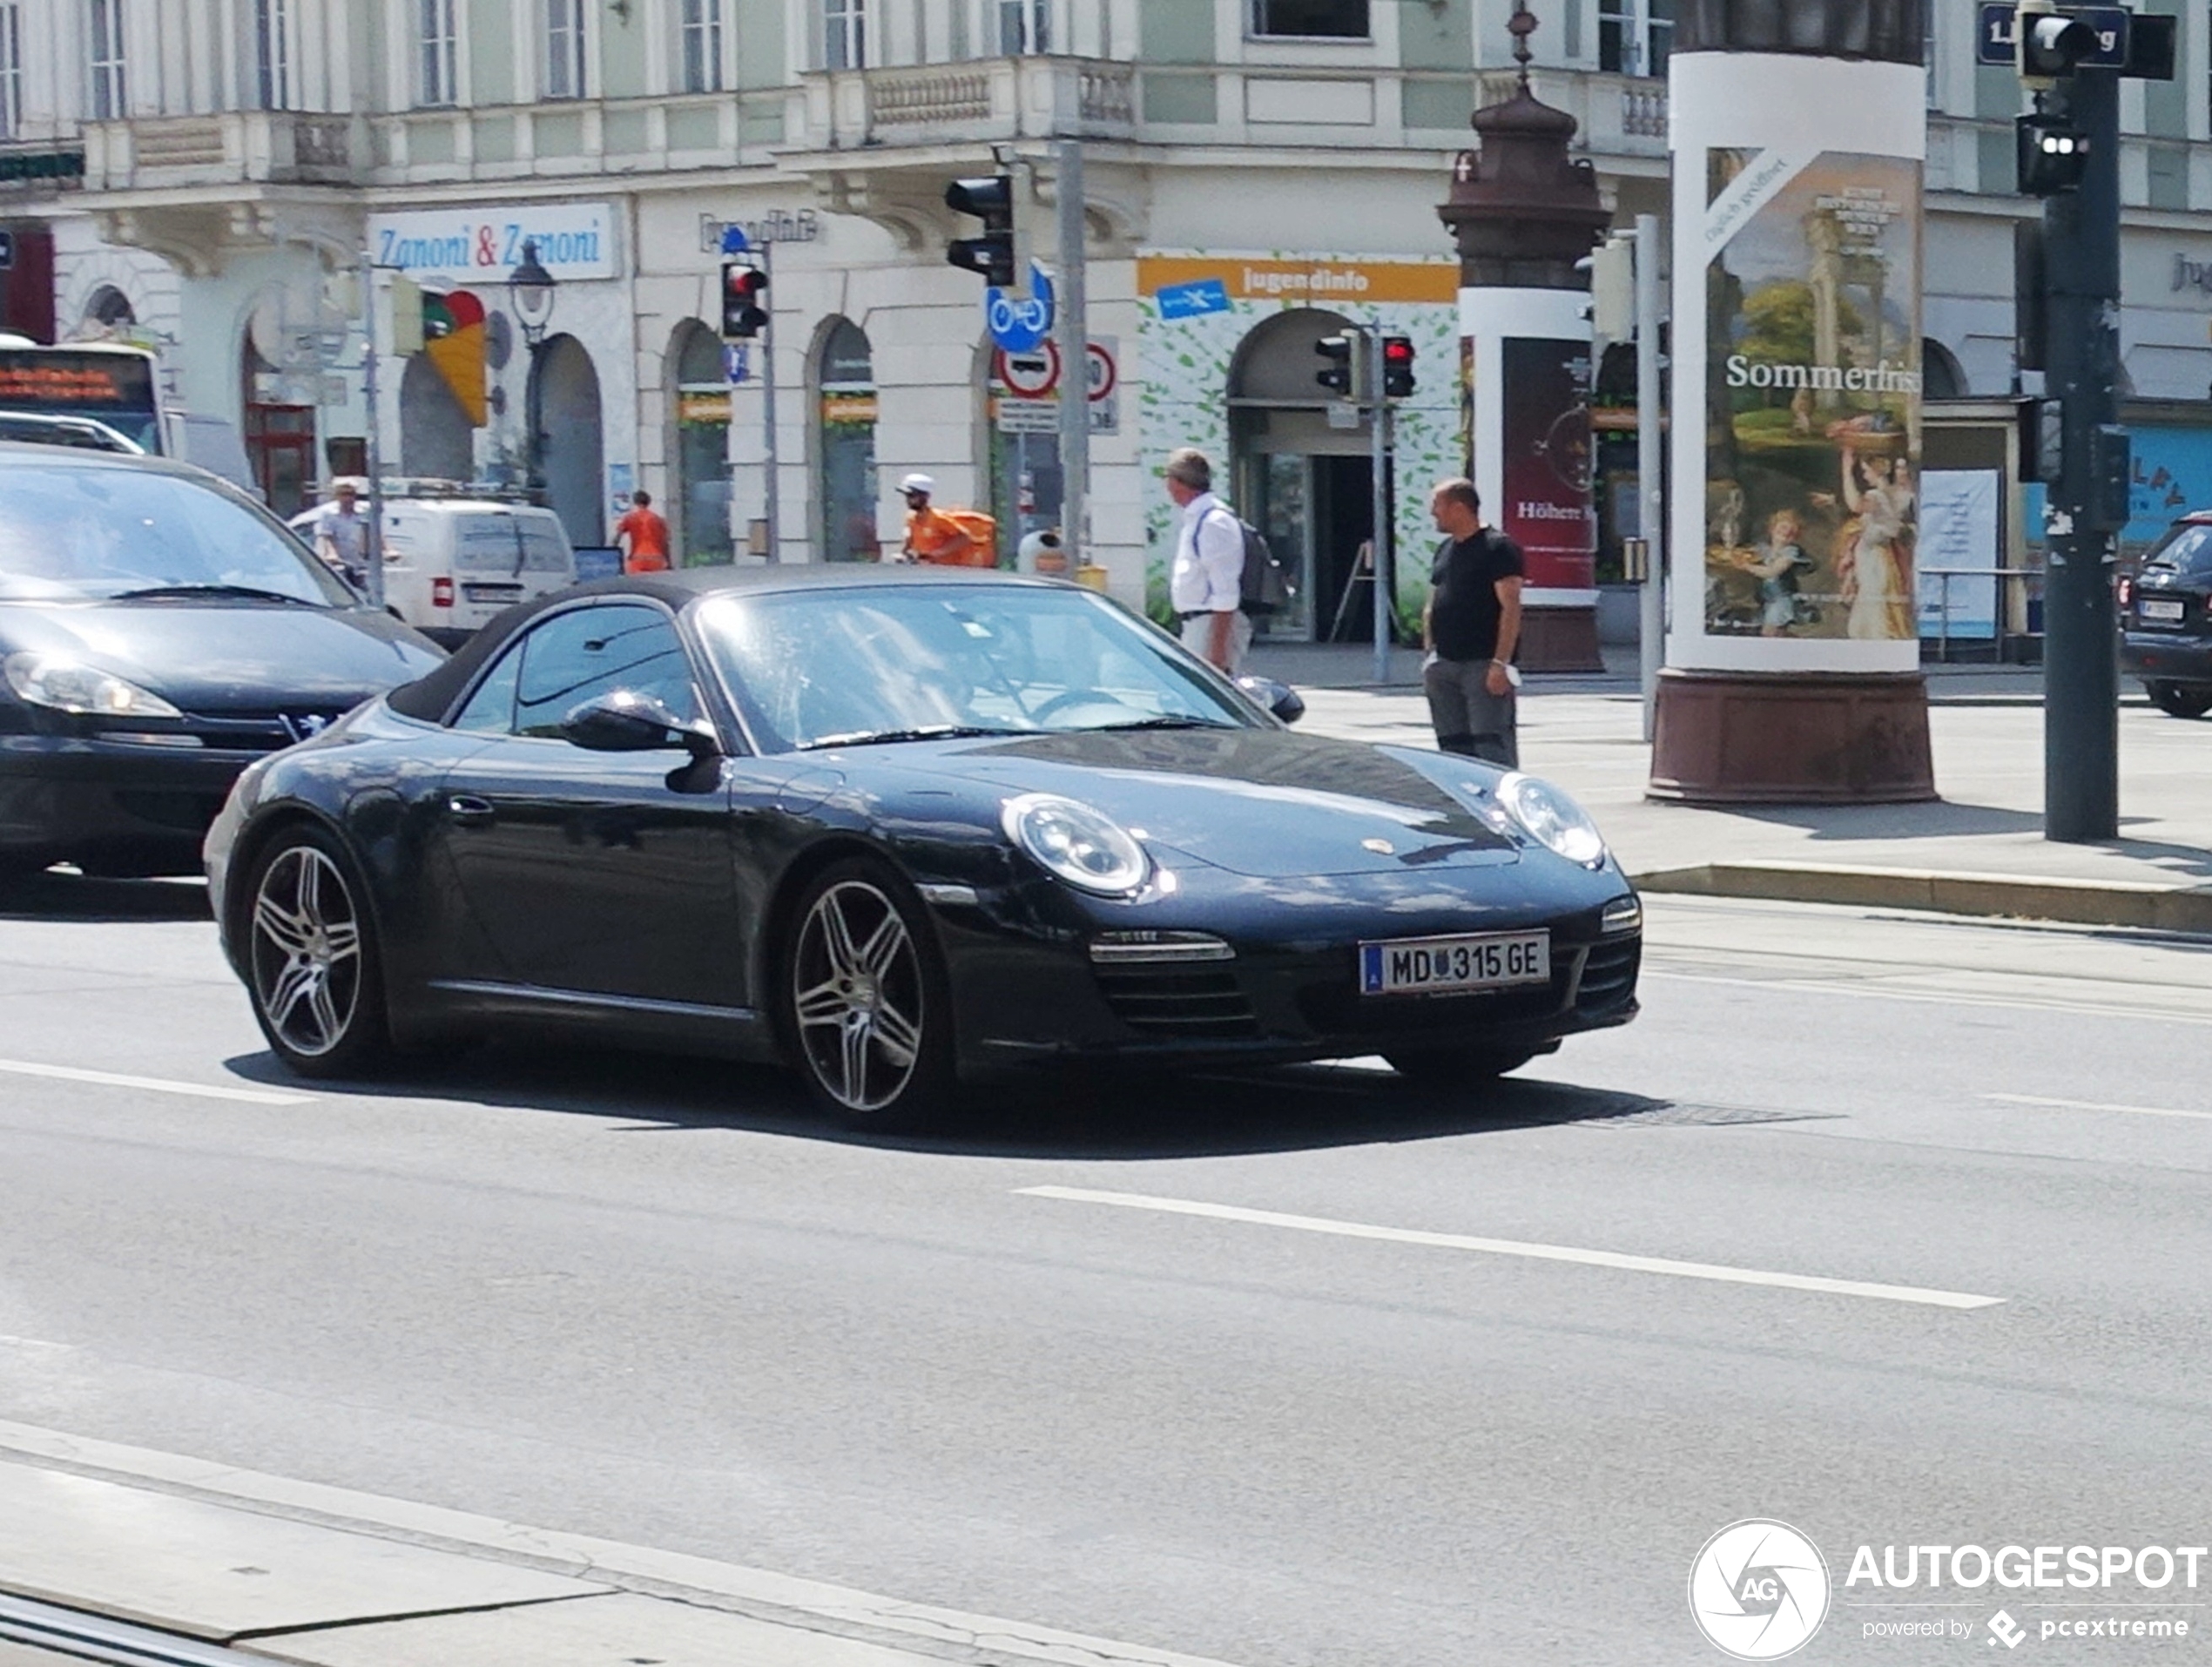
[0,348,164,453]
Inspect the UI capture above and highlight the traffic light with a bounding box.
[720,261,768,340]
[2016,110,2091,196]
[945,175,1016,287]
[2015,6,2099,89]
[1381,336,1416,401]
[1315,331,1366,402]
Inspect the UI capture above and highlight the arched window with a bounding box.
[816,319,877,563]
[670,321,732,564]
[1921,338,1968,401]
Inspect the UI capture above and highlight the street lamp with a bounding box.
[506,239,557,492]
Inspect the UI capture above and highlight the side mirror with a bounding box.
[558,691,718,757]
[1236,674,1305,726]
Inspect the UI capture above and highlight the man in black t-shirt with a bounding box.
[1420,478,1525,766]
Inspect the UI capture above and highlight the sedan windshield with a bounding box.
[697,584,1258,753]
[0,462,354,606]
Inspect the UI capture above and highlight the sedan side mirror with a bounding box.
[1236,675,1305,726]
[559,691,718,758]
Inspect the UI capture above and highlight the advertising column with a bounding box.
[1652,0,1934,802]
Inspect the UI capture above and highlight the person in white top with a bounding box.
[1163,448,1251,675]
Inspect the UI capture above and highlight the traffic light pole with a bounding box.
[359,253,385,612]
[1055,138,1089,574]
[1635,213,1663,743]
[1370,327,1391,686]
[2041,69,2121,842]
[760,239,779,563]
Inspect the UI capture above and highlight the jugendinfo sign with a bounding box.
[368,203,621,286]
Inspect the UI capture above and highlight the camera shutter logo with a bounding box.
[1689,1520,1831,1660]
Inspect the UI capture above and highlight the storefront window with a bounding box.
[818,321,879,563]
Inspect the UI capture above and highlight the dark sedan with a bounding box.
[207,568,1641,1124]
[2121,513,2212,718]
[0,445,445,878]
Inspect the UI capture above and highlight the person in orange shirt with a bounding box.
[614,489,671,574]
[898,474,982,566]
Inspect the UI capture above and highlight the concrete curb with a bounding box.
[1631,860,2212,935]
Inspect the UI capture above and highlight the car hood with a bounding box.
[0,600,444,712]
[861,727,1524,878]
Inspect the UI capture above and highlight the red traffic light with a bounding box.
[721,261,769,340]
[1380,335,1415,400]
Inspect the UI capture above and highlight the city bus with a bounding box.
[0,337,165,454]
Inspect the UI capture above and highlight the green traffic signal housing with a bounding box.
[945,175,1016,288]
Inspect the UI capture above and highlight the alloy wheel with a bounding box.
[249,845,363,1059]
[791,879,927,1114]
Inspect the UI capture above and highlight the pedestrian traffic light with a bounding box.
[2015,4,2099,89]
[721,261,768,341]
[945,175,1016,287]
[1315,332,1365,402]
[2017,110,2091,196]
[1381,336,1416,400]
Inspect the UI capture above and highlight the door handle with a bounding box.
[445,793,496,828]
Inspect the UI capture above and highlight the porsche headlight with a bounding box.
[3,652,183,719]
[1001,793,1149,895]
[1497,772,1608,867]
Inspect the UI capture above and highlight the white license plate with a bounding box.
[1359,930,1551,996]
[2141,597,2186,622]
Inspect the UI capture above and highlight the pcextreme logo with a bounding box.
[1689,1520,1832,1661]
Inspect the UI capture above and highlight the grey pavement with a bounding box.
[1253,641,2212,930]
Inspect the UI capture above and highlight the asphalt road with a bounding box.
[3,875,2211,1664]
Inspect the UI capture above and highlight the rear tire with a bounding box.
[1384,1046,1538,1088]
[782,858,955,1130]
[242,825,391,1078]
[2147,681,2212,719]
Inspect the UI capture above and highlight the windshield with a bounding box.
[696,584,1259,753]
[0,462,354,606]
[2144,523,2212,581]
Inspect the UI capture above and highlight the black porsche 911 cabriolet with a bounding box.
[207,566,1640,1124]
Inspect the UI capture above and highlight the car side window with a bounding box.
[514,604,701,740]
[450,642,524,733]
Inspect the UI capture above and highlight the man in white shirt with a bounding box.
[310,481,368,584]
[1163,448,1251,674]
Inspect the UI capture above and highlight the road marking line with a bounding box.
[0,1058,312,1106]
[1988,1093,2212,1124]
[1646,968,2212,1027]
[1016,1185,2003,1310]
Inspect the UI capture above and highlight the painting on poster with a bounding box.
[1500,337,1596,592]
[1702,151,1922,644]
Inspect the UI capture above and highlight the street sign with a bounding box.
[987,260,1055,354]
[1976,3,2131,68]
[1157,278,1230,320]
[995,342,1060,398]
[724,343,751,385]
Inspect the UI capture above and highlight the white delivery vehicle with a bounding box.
[295,494,577,648]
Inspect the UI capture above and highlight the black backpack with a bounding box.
[1215,509,1296,617]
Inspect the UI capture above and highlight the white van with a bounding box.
[297,497,576,647]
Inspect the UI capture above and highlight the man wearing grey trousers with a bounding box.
[1421,478,1525,767]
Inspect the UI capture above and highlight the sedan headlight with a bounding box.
[1001,793,1150,895]
[1497,772,1608,867]
[3,652,183,719]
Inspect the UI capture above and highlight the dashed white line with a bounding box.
[0,1057,312,1106]
[1016,1185,2004,1310]
[1987,1093,2212,1124]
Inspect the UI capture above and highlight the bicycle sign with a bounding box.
[987,261,1056,354]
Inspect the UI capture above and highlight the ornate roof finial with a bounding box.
[1508,0,1538,89]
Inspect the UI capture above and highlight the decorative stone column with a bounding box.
[1650,0,1934,802]
[1437,3,1611,673]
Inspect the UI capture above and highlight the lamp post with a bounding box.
[506,239,556,495]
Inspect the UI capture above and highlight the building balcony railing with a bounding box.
[83,111,363,191]
[797,55,1138,151]
[1473,68,1669,159]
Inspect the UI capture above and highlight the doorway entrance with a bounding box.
[1228,308,1378,643]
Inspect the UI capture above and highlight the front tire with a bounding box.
[243,826,390,1078]
[1384,1046,1538,1088]
[2147,681,2212,719]
[783,859,954,1129]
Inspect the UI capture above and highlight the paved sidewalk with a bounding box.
[1258,645,2212,933]
[0,1423,1242,1667]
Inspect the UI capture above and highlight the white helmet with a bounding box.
[899,472,936,496]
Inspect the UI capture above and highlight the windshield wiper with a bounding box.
[1088,715,1240,732]
[798,723,1028,751]
[112,584,322,606]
